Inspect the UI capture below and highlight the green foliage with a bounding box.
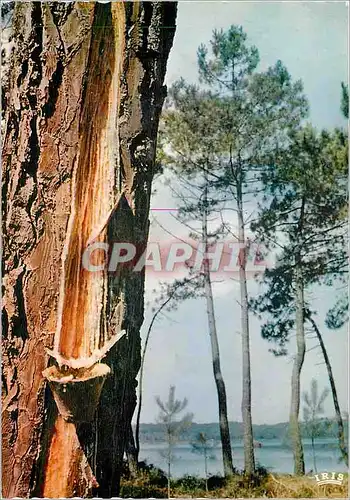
[302,379,330,430]
[119,472,348,498]
[250,125,348,350]
[156,385,193,497]
[341,82,349,119]
[173,474,207,491]
[197,25,260,88]
[162,24,308,203]
[120,461,168,498]
[157,22,347,483]
[1,1,14,21]
[207,475,227,489]
[326,293,348,330]
[190,432,217,490]
[156,386,193,438]
[119,482,166,498]
[191,432,216,458]
[161,24,310,358]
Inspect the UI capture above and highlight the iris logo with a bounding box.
[314,472,344,486]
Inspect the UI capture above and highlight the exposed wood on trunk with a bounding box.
[52,2,124,365]
[42,416,98,498]
[1,1,177,497]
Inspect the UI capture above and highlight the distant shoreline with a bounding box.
[136,419,348,443]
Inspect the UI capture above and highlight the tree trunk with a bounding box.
[204,449,209,492]
[307,315,348,466]
[168,441,171,499]
[1,2,177,497]
[237,191,255,476]
[202,185,234,477]
[289,265,306,475]
[311,434,317,473]
[125,422,138,478]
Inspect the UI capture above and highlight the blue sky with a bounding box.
[136,1,348,425]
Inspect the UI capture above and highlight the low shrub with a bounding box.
[207,474,226,489]
[120,459,168,497]
[137,461,168,487]
[173,474,206,490]
[119,482,167,498]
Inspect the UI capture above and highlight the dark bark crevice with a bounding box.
[12,268,29,343]
[42,60,64,119]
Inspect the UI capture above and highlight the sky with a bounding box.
[136,1,349,426]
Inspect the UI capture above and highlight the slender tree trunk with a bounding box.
[289,264,306,475]
[1,2,177,497]
[204,449,209,491]
[202,184,234,477]
[307,315,348,466]
[168,440,171,499]
[311,434,317,473]
[237,188,255,476]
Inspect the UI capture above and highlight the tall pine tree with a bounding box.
[162,25,307,475]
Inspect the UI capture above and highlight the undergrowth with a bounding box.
[120,461,348,498]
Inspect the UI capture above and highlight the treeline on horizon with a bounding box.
[136,419,348,444]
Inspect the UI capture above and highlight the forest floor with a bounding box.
[120,469,348,498]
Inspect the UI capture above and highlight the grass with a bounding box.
[120,463,348,498]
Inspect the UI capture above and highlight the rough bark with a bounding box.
[237,186,255,476]
[202,185,234,477]
[125,421,138,477]
[307,315,348,466]
[289,264,306,475]
[1,2,177,497]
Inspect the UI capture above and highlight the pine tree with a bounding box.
[1,2,177,496]
[156,386,193,498]
[302,379,330,473]
[151,171,235,477]
[162,25,307,475]
[191,432,216,491]
[251,125,347,474]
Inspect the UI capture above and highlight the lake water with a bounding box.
[139,439,347,477]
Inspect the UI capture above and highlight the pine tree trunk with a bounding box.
[168,441,171,499]
[307,315,348,466]
[289,265,306,475]
[204,449,209,491]
[1,2,177,497]
[311,434,317,473]
[202,186,234,477]
[237,194,255,476]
